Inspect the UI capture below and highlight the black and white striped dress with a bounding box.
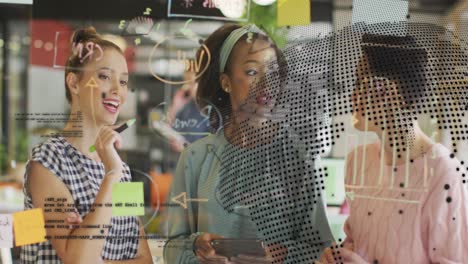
[20,136,139,263]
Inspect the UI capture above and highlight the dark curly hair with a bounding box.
[195,24,288,130]
[360,33,429,108]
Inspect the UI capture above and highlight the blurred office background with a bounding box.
[0,0,465,263]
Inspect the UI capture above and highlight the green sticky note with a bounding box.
[112,182,145,216]
[325,165,338,203]
[322,158,346,206]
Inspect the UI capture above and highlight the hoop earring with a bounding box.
[222,86,231,93]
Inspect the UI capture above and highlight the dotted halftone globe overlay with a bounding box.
[211,21,468,263]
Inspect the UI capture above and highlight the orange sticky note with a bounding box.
[277,0,311,27]
[13,209,47,246]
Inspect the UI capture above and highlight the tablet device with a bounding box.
[210,238,266,259]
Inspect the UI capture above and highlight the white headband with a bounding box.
[219,24,265,73]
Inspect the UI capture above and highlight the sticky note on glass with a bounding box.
[112,182,144,216]
[277,0,311,27]
[13,209,46,246]
[352,0,408,25]
[322,159,346,206]
[325,165,337,202]
[0,214,13,248]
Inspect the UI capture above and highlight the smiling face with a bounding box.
[68,48,129,126]
[220,37,280,125]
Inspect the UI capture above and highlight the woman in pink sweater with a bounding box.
[320,34,468,263]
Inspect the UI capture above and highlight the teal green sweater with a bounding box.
[163,129,333,263]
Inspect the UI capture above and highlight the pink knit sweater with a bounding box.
[343,142,468,263]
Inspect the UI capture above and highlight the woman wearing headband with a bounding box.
[22,27,152,263]
[164,24,333,264]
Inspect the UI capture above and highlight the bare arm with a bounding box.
[103,220,152,263]
[28,161,121,264]
[28,126,130,264]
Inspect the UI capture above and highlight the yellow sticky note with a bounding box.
[277,0,311,27]
[13,209,47,247]
[112,182,145,216]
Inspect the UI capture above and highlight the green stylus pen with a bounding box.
[89,118,136,152]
